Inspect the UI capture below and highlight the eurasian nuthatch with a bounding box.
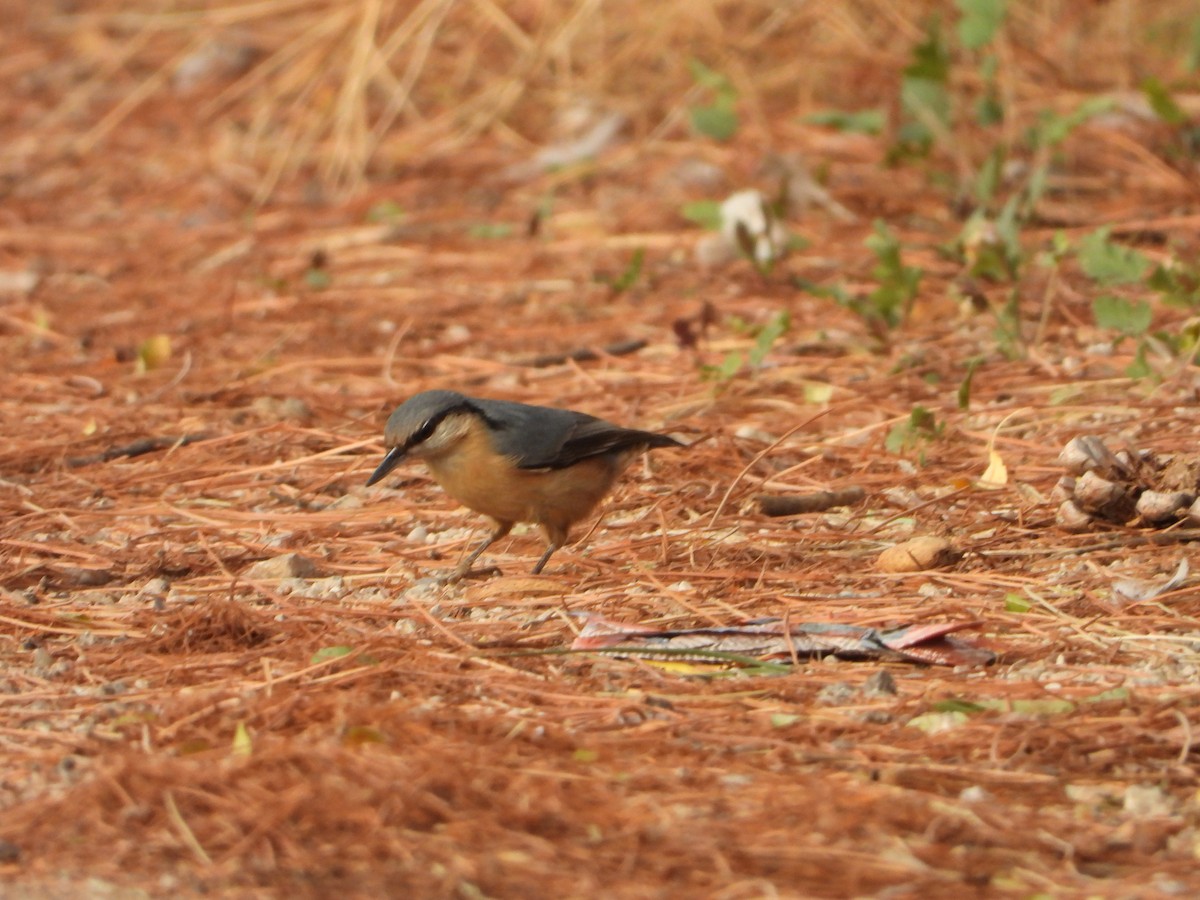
[366,390,682,577]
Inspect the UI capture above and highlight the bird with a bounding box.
[366,390,683,578]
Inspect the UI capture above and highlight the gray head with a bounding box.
[365,390,478,486]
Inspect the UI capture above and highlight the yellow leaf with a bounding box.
[980,446,1007,487]
[231,721,253,757]
[82,419,97,436]
[979,410,1024,488]
[906,711,969,734]
[135,334,172,373]
[804,382,834,404]
[342,725,386,747]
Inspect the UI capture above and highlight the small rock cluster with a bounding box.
[1054,436,1200,532]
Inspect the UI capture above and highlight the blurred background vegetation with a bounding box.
[8,0,1198,200]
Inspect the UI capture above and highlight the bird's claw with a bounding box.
[439,564,502,584]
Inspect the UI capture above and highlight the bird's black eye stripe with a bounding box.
[404,401,476,450]
[410,417,437,446]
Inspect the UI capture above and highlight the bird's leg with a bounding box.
[447,521,511,581]
[530,543,560,575]
[530,523,569,575]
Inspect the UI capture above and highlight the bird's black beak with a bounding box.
[365,447,407,486]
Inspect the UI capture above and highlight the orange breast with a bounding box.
[422,425,635,540]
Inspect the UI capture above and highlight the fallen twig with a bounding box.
[524,338,647,368]
[66,433,211,467]
[756,486,866,517]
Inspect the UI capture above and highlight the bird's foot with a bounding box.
[438,564,502,584]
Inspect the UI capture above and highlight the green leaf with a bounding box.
[687,59,739,141]
[1125,340,1152,379]
[1148,262,1200,309]
[1093,294,1152,337]
[1049,384,1083,405]
[573,748,599,763]
[905,22,952,82]
[1024,159,1049,209]
[991,698,1076,716]
[715,351,744,380]
[1029,96,1114,148]
[1077,227,1150,285]
[891,20,951,158]
[366,200,404,224]
[1083,687,1130,704]
[687,58,735,97]
[901,74,950,129]
[885,406,941,455]
[681,200,723,230]
[974,90,1004,127]
[700,350,745,383]
[749,310,790,367]
[1004,592,1032,613]
[956,0,1007,49]
[1141,76,1188,126]
[794,277,852,305]
[608,248,645,294]
[994,197,1022,262]
[804,109,885,135]
[784,233,810,254]
[937,696,1075,716]
[973,146,1004,205]
[303,267,331,290]
[957,359,979,409]
[992,289,1023,358]
[726,315,750,335]
[933,698,987,713]
[910,405,940,433]
[864,220,922,326]
[972,55,1004,126]
[884,423,909,455]
[468,222,514,239]
[311,645,355,664]
[690,103,739,141]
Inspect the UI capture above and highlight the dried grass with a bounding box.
[20,0,1197,200]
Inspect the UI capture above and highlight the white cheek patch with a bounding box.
[414,414,471,456]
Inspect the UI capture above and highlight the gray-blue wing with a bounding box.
[470,398,680,470]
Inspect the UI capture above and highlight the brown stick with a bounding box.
[756,486,865,517]
[525,338,647,368]
[67,433,210,468]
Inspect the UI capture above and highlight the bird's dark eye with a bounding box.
[411,418,437,445]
